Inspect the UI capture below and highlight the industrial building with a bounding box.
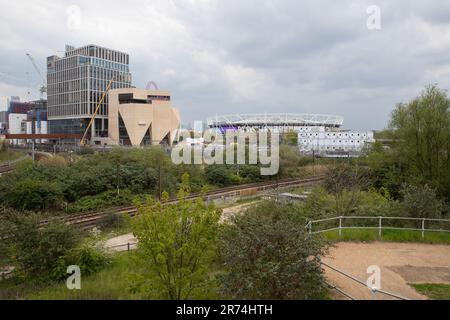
[298,126,374,157]
[107,88,180,147]
[5,98,48,145]
[46,44,132,139]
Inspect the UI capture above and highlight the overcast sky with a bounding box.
[1,0,450,130]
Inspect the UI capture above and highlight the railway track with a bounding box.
[51,175,325,229]
[1,176,325,238]
[0,164,13,174]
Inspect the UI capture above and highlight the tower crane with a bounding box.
[26,53,47,100]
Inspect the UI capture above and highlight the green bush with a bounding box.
[4,178,63,211]
[6,213,79,282]
[66,189,135,214]
[218,201,328,300]
[52,243,110,281]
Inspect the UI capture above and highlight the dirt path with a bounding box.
[323,242,450,300]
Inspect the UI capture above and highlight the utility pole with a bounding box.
[159,165,162,200]
[117,163,120,196]
[31,141,35,161]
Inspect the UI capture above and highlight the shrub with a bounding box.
[52,243,110,281]
[6,213,79,282]
[398,184,445,219]
[131,174,220,300]
[218,201,328,300]
[66,189,134,214]
[4,178,63,211]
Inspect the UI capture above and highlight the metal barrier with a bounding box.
[107,242,138,251]
[307,216,450,238]
[320,261,409,300]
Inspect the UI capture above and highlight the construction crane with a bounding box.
[26,53,47,100]
[80,76,115,146]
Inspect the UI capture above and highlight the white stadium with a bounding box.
[207,113,344,133]
[206,113,374,157]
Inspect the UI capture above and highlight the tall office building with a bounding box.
[47,44,132,138]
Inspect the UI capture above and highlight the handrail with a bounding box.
[320,261,409,300]
[307,215,450,237]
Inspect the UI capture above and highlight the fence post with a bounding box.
[339,216,342,237]
[308,221,312,235]
[422,219,425,239]
[379,216,382,239]
[127,243,130,251]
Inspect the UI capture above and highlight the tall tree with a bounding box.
[131,173,220,300]
[390,85,450,198]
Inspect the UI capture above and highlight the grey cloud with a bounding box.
[1,0,450,130]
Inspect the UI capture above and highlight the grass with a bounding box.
[0,149,24,164]
[322,229,450,245]
[0,252,149,300]
[0,252,221,300]
[409,283,450,300]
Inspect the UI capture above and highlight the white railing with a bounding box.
[307,216,450,238]
[320,261,409,300]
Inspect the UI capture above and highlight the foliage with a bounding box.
[397,184,445,219]
[205,165,233,187]
[66,189,135,214]
[3,178,64,211]
[52,242,110,281]
[278,145,313,177]
[388,85,450,200]
[218,201,328,300]
[131,173,221,300]
[5,213,79,282]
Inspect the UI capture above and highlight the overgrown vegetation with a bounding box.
[218,201,329,300]
[130,174,220,300]
[2,211,109,285]
[0,144,315,214]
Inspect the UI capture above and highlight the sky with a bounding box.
[1,0,450,130]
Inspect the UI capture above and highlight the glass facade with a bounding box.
[47,45,132,137]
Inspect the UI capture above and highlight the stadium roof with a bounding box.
[207,113,344,128]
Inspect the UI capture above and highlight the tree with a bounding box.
[205,165,232,186]
[131,173,220,300]
[389,85,450,199]
[398,184,445,219]
[218,201,328,300]
[4,178,63,211]
[5,212,79,281]
[324,164,371,216]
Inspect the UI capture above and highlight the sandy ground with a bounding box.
[104,234,137,252]
[322,242,450,300]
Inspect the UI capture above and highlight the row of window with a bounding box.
[48,103,109,118]
[65,45,129,65]
[300,139,364,144]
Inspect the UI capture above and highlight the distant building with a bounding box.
[8,113,27,145]
[0,111,8,134]
[107,88,180,147]
[298,126,374,157]
[47,44,132,139]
